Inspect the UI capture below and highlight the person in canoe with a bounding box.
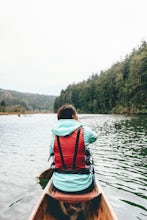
[49,104,98,196]
[30,105,117,219]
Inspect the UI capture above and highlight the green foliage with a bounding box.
[0,89,56,113]
[54,41,147,114]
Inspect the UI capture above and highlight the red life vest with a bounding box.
[52,127,92,174]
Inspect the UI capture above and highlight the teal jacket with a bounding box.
[49,119,97,192]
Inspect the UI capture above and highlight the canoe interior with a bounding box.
[31,194,102,220]
[29,181,117,220]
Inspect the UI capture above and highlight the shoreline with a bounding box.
[0,111,146,116]
[0,111,52,115]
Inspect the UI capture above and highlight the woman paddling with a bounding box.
[49,104,98,194]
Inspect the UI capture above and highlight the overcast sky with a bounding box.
[0,0,147,95]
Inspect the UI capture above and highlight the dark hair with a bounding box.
[57,104,77,120]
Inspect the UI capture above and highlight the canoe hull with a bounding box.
[29,180,117,220]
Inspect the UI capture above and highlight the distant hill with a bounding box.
[0,89,56,113]
[54,41,147,114]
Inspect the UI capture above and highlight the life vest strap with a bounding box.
[56,136,67,169]
[73,127,81,169]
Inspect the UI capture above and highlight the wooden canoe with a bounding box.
[29,177,118,220]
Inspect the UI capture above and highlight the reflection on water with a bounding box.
[0,114,146,220]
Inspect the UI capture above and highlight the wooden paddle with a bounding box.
[38,168,53,180]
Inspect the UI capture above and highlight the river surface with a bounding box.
[0,114,146,220]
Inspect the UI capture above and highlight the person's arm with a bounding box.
[83,126,98,145]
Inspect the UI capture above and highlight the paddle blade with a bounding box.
[38,168,53,179]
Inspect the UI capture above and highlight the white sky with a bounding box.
[0,0,147,95]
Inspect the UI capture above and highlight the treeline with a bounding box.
[54,41,147,114]
[0,89,56,113]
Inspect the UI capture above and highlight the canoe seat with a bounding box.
[51,190,98,203]
[49,185,99,203]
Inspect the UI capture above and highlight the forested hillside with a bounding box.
[0,89,56,113]
[54,41,147,114]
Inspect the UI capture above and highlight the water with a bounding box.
[0,114,146,220]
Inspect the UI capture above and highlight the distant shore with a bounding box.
[0,111,52,115]
[0,111,146,116]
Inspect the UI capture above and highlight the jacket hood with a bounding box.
[52,119,82,136]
